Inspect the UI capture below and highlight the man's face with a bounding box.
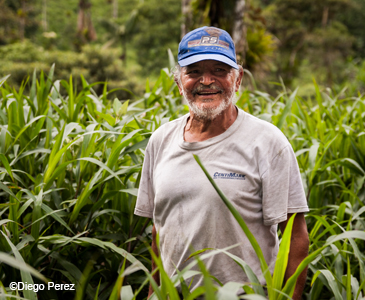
[177,60,242,120]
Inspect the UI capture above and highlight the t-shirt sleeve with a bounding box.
[134,142,155,218]
[261,144,309,226]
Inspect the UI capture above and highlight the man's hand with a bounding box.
[279,213,309,300]
[148,224,160,298]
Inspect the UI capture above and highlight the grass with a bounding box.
[0,67,364,299]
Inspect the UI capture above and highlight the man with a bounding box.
[135,26,309,299]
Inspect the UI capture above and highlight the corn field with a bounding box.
[0,66,364,300]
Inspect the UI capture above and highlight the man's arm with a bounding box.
[278,213,309,300]
[148,224,160,298]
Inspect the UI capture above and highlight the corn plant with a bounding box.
[0,67,364,299]
[0,66,185,300]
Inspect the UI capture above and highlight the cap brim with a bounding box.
[178,54,238,69]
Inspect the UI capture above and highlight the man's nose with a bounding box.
[200,72,215,85]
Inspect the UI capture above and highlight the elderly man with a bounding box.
[135,26,309,299]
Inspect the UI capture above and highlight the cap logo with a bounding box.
[201,36,218,44]
[187,36,229,49]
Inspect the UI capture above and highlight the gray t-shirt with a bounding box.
[134,108,309,289]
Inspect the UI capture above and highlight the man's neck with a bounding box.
[184,104,238,142]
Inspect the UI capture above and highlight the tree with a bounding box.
[232,0,246,63]
[0,0,38,44]
[131,0,181,75]
[42,0,47,31]
[181,0,192,38]
[263,0,355,85]
[76,0,97,48]
[337,0,365,58]
[189,0,275,69]
[0,0,18,44]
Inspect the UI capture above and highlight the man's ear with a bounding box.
[235,66,244,92]
[175,78,184,95]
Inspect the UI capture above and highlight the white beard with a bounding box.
[182,84,237,121]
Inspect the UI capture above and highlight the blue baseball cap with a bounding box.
[178,26,238,69]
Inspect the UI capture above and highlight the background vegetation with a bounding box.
[1,0,365,95]
[0,66,365,299]
[1,0,365,299]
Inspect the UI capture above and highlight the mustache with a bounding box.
[192,84,223,95]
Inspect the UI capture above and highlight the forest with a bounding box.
[1,0,365,94]
[0,0,365,299]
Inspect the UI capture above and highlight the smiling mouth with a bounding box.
[195,90,222,96]
[192,84,224,96]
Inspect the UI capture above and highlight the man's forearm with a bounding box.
[285,246,308,300]
[280,213,309,300]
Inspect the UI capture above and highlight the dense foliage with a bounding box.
[0,41,143,98]
[0,68,364,299]
[2,0,365,94]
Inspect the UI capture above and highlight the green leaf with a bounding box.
[217,249,265,296]
[312,270,342,300]
[346,256,352,300]
[326,230,365,244]
[167,48,176,70]
[31,190,43,240]
[119,188,139,197]
[272,214,296,298]
[217,282,242,300]
[120,285,134,300]
[0,74,11,87]
[68,75,74,120]
[113,98,122,116]
[0,153,14,181]
[103,241,148,272]
[281,230,365,298]
[95,111,115,126]
[41,203,75,234]
[1,232,39,300]
[69,168,103,225]
[78,157,124,185]
[44,134,80,184]
[94,279,102,300]
[0,182,19,200]
[11,115,47,146]
[43,159,76,191]
[276,87,298,129]
[45,123,65,171]
[186,248,215,261]
[0,219,17,226]
[196,256,217,300]
[0,251,48,283]
[241,295,268,300]
[8,193,20,244]
[123,137,149,154]
[308,141,320,170]
[352,206,365,221]
[11,148,51,166]
[118,100,129,117]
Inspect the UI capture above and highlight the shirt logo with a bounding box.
[213,172,246,180]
